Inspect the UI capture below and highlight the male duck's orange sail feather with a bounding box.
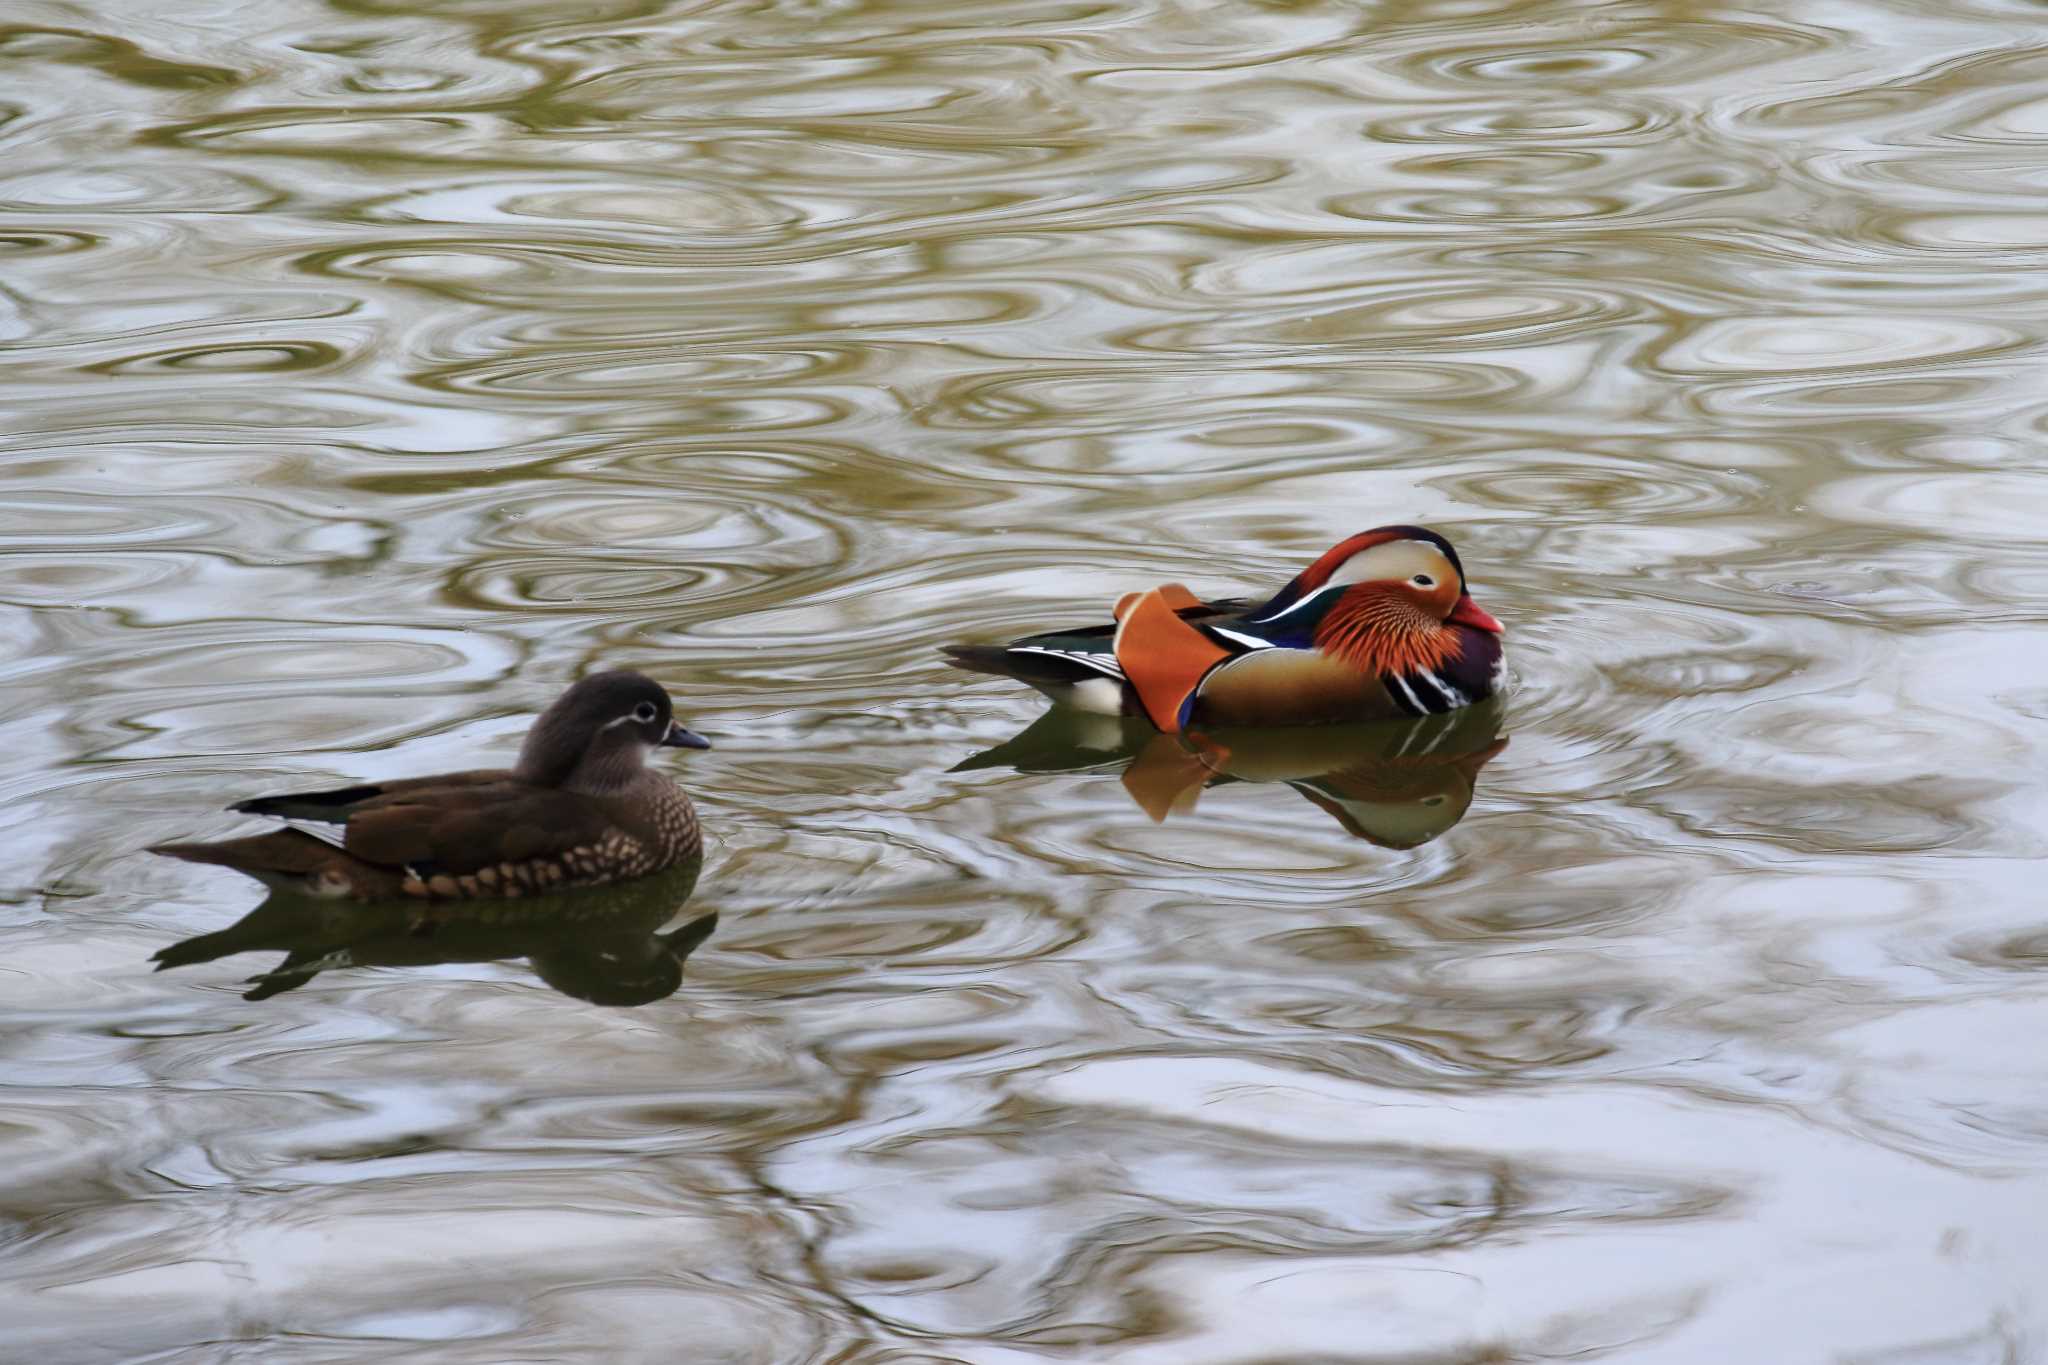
[1112,585,1233,732]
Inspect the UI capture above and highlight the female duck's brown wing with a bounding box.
[229,769,511,824]
[332,782,641,886]
[232,772,651,893]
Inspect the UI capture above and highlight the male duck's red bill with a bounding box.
[942,525,1506,731]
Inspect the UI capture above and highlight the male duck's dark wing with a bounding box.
[942,631,1123,688]
[941,594,1261,688]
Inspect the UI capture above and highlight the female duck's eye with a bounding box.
[632,702,658,724]
[1412,574,1436,588]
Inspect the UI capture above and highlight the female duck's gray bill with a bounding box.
[662,722,712,750]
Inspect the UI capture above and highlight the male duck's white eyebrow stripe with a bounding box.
[1246,582,1341,625]
[1248,538,1452,625]
[1208,627,1273,650]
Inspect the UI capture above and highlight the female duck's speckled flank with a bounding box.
[150,671,711,901]
[944,525,1506,731]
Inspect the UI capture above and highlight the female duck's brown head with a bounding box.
[515,670,711,794]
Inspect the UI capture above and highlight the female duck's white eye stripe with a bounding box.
[600,712,640,731]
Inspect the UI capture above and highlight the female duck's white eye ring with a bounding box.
[632,702,658,724]
[1412,574,1436,588]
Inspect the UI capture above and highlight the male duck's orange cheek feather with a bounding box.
[1312,592,1462,679]
[1112,586,1232,733]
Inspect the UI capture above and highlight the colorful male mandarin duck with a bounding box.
[150,671,711,901]
[943,526,1506,730]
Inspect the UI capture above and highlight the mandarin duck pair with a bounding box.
[154,525,1503,908]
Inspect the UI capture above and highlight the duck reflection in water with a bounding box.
[151,862,714,1006]
[956,698,1507,847]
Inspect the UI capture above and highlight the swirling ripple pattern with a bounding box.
[6,1,2048,1360]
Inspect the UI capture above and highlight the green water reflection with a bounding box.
[152,862,712,1005]
[957,701,1508,847]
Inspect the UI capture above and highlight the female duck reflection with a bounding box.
[151,863,716,1005]
[955,700,1507,847]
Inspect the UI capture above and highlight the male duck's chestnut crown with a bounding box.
[1263,525,1501,633]
[515,669,710,793]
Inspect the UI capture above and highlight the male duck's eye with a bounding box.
[1412,574,1436,588]
[632,702,658,724]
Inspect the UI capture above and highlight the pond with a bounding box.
[6,0,2048,1359]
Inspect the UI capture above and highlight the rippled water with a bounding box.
[8,0,2048,1359]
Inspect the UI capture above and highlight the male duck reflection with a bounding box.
[151,671,711,901]
[944,525,1505,731]
[151,866,715,1006]
[956,701,1507,847]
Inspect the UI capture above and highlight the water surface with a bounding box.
[6,0,2048,1360]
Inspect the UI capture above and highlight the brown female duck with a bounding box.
[151,671,710,901]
